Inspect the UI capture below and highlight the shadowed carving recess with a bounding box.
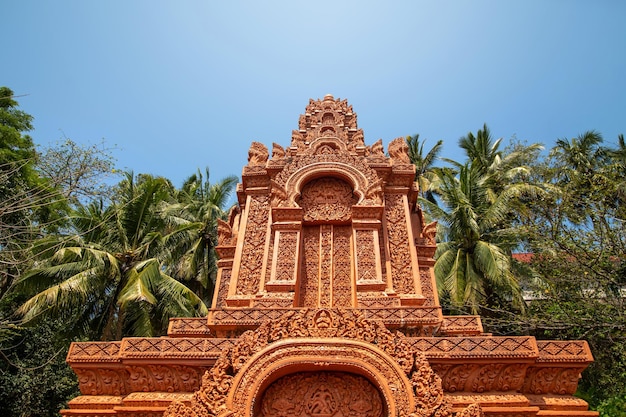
[258,372,384,417]
[332,226,353,307]
[356,229,378,282]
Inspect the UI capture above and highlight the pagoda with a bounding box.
[61,95,598,417]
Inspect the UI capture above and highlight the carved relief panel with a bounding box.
[234,195,270,297]
[257,371,384,417]
[384,193,422,299]
[298,177,357,223]
[297,225,354,308]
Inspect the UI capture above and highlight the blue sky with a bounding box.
[3,1,625,189]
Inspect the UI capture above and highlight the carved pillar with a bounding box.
[383,192,424,305]
[214,246,235,309]
[228,193,271,307]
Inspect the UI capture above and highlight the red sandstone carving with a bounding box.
[247,141,269,166]
[388,137,411,165]
[62,96,597,417]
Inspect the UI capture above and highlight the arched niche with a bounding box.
[285,162,369,207]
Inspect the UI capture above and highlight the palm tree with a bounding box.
[406,134,443,203]
[422,125,543,313]
[161,169,238,304]
[423,163,535,313]
[458,124,502,174]
[458,124,543,191]
[552,130,606,177]
[14,172,208,340]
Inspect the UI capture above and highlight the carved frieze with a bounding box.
[419,268,436,306]
[406,336,538,360]
[74,367,130,396]
[299,226,320,307]
[439,316,484,336]
[168,318,213,338]
[215,269,231,308]
[271,230,299,283]
[127,365,207,393]
[521,366,585,395]
[67,342,122,363]
[332,226,353,307]
[355,229,383,287]
[432,363,529,393]
[209,307,443,332]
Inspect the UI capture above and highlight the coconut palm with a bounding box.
[14,172,207,340]
[161,169,238,304]
[552,130,606,177]
[422,125,543,313]
[423,163,535,313]
[406,134,443,203]
[458,124,543,191]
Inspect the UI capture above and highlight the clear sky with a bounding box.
[3,1,625,189]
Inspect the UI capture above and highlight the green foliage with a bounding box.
[406,134,443,203]
[596,394,626,417]
[0,316,79,417]
[13,172,208,340]
[509,131,626,407]
[0,88,70,297]
[0,87,36,183]
[161,169,238,304]
[421,125,543,313]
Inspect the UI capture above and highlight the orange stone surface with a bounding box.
[62,95,598,417]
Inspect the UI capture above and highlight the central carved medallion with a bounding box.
[258,371,383,417]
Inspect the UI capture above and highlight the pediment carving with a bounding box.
[298,177,357,223]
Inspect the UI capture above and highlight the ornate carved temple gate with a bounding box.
[61,95,599,417]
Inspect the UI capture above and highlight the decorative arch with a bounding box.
[309,137,347,153]
[285,162,369,206]
[163,309,472,417]
[228,339,414,417]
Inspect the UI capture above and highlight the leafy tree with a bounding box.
[162,169,238,304]
[0,87,37,190]
[36,136,119,203]
[0,88,68,297]
[0,316,79,417]
[13,172,208,340]
[512,132,626,410]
